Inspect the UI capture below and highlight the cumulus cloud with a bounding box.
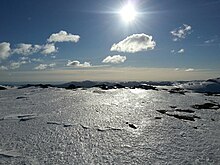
[12,43,57,56]
[66,60,91,68]
[41,43,57,55]
[110,33,156,53]
[0,66,8,70]
[0,42,11,60]
[177,48,184,53]
[47,30,80,43]
[185,68,194,72]
[102,55,126,64]
[10,61,28,70]
[171,24,192,41]
[13,44,41,55]
[34,63,56,70]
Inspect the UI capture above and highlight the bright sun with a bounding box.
[120,3,137,23]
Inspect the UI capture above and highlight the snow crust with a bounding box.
[0,83,220,164]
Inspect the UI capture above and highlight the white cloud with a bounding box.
[177,48,184,53]
[171,50,175,53]
[0,42,11,60]
[20,56,29,60]
[13,43,41,55]
[10,61,27,70]
[34,64,48,70]
[185,68,194,72]
[110,33,156,53]
[31,58,43,62]
[34,63,56,70]
[41,43,57,55]
[47,30,80,43]
[204,39,215,44]
[102,55,126,64]
[171,24,192,41]
[48,63,56,67]
[12,43,57,56]
[67,60,91,68]
[0,66,8,70]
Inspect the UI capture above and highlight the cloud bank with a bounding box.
[102,55,126,64]
[34,63,56,70]
[10,61,28,70]
[47,30,80,43]
[67,60,91,68]
[110,33,156,53]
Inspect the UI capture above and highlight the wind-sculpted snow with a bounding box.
[0,86,220,164]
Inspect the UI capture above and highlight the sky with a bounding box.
[0,0,220,82]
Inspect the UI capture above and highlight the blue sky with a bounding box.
[0,0,220,82]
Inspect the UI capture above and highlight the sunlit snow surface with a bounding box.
[0,87,220,164]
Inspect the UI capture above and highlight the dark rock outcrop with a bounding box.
[18,84,54,89]
[168,88,186,95]
[192,103,220,110]
[135,84,157,90]
[0,86,7,90]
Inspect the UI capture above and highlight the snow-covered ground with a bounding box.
[0,85,220,164]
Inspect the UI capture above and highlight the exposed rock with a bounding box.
[114,84,125,89]
[204,92,220,96]
[47,121,62,125]
[63,123,74,127]
[154,117,162,119]
[18,84,54,89]
[168,88,186,95]
[97,127,122,132]
[166,114,198,121]
[192,103,220,110]
[156,110,167,114]
[93,84,112,90]
[135,84,157,90]
[128,123,137,129]
[16,96,27,99]
[80,124,90,129]
[93,90,106,94]
[1,114,37,121]
[174,109,195,113]
[0,86,7,90]
[19,116,36,122]
[65,84,77,90]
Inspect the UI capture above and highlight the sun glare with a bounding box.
[120,3,137,23]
